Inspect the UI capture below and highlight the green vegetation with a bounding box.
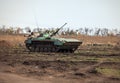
[96,68,120,78]
[54,54,120,62]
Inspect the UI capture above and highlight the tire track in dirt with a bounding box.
[80,61,103,73]
[68,61,103,75]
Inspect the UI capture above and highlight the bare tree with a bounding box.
[0,25,6,34]
[24,27,31,33]
[69,30,75,35]
[89,28,93,35]
[94,28,101,36]
[101,28,109,36]
[16,27,23,34]
[112,29,119,35]
[84,27,89,35]
[78,28,83,34]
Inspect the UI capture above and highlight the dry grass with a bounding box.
[0,34,119,47]
[0,35,26,47]
[61,35,120,45]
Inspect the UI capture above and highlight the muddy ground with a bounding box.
[0,45,120,83]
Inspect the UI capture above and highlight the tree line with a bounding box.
[0,25,120,36]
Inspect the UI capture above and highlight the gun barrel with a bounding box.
[59,23,67,28]
[50,23,67,37]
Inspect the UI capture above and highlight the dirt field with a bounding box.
[0,35,120,83]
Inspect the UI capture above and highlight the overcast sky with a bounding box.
[0,0,120,30]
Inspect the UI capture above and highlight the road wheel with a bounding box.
[47,48,51,52]
[40,48,44,52]
[44,48,48,52]
[36,47,39,52]
[30,46,36,52]
[52,48,56,52]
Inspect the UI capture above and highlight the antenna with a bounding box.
[32,9,39,28]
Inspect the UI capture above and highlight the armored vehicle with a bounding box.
[25,23,82,53]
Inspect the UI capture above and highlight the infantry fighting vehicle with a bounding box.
[25,23,82,53]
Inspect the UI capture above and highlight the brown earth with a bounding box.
[0,50,120,83]
[0,35,120,83]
